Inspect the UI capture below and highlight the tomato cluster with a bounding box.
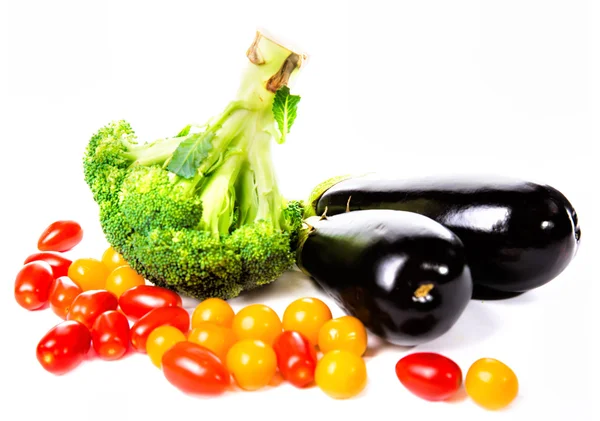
[14,219,520,410]
[394,352,518,410]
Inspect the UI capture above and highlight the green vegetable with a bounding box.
[83,32,306,300]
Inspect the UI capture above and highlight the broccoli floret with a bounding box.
[83,32,306,300]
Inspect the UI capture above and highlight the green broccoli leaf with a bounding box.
[166,132,215,178]
[175,124,192,137]
[272,86,301,144]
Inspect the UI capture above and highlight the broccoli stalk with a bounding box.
[83,32,306,300]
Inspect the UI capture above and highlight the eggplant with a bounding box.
[307,174,581,298]
[296,210,473,346]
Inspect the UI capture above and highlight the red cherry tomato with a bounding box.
[48,276,83,319]
[67,290,119,329]
[24,251,72,279]
[273,330,318,388]
[162,341,230,396]
[36,320,91,375]
[130,306,190,353]
[14,261,54,311]
[395,352,463,401]
[119,285,182,321]
[91,310,130,360]
[37,220,83,252]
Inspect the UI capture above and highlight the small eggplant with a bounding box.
[307,174,581,298]
[296,210,473,346]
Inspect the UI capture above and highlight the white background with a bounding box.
[1,0,598,420]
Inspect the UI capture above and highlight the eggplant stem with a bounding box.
[319,206,329,221]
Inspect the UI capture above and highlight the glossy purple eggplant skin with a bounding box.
[311,175,581,296]
[297,210,473,346]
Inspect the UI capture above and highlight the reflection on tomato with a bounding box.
[14,261,55,311]
[67,290,119,329]
[162,341,230,396]
[36,320,91,375]
[119,285,182,321]
[130,306,190,352]
[37,220,83,252]
[48,276,83,319]
[91,310,130,360]
[395,352,463,401]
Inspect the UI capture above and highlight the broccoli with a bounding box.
[83,32,306,300]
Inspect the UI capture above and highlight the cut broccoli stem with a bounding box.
[235,159,259,227]
[198,144,248,238]
[246,111,284,229]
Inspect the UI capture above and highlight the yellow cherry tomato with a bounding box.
[282,297,332,345]
[191,298,235,329]
[187,322,236,362]
[315,350,367,399]
[101,246,128,272]
[226,339,277,391]
[465,358,519,410]
[67,257,110,291]
[232,304,282,345]
[318,316,368,356]
[105,265,145,298]
[146,325,187,368]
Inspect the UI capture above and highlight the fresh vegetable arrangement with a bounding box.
[11,30,582,412]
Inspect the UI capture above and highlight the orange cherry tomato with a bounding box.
[146,325,187,368]
[14,261,55,311]
[67,258,110,291]
[91,310,130,360]
[67,290,119,329]
[37,220,83,252]
[48,276,83,319]
[282,297,332,345]
[191,298,235,328]
[232,304,282,345]
[465,358,519,410]
[315,350,368,399]
[105,265,145,298]
[101,246,128,272]
[318,316,368,356]
[187,322,236,362]
[226,339,277,391]
[130,306,190,353]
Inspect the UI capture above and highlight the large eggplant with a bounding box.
[307,174,581,298]
[296,210,473,346]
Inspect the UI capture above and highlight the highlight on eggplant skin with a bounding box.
[296,210,473,347]
[308,174,581,297]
